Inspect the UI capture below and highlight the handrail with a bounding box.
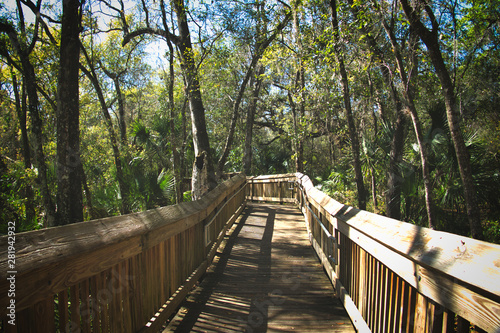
[2,172,499,332]
[0,174,246,332]
[247,173,296,203]
[247,173,500,333]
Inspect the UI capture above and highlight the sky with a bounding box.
[1,0,169,69]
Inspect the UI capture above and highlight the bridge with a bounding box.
[1,173,499,332]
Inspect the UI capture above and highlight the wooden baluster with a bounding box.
[122,260,133,332]
[90,275,102,333]
[381,265,389,333]
[111,264,124,332]
[414,292,427,332]
[98,269,110,333]
[131,254,144,330]
[80,279,92,332]
[3,316,17,333]
[159,241,166,308]
[366,255,374,330]
[387,271,399,332]
[16,306,35,332]
[57,289,69,332]
[441,309,455,333]
[69,283,81,333]
[34,297,55,333]
[456,316,470,333]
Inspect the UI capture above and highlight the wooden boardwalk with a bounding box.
[163,202,355,332]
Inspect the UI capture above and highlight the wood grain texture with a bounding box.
[163,203,356,332]
[292,172,500,332]
[0,175,246,317]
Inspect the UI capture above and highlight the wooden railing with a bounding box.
[2,172,499,332]
[0,174,246,333]
[247,173,500,333]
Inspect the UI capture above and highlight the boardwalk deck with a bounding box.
[163,202,355,332]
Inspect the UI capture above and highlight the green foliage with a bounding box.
[183,191,192,202]
[1,0,499,245]
[0,157,43,233]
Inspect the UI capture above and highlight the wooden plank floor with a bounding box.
[162,202,355,332]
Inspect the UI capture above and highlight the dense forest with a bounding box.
[0,0,498,243]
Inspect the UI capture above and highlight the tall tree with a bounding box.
[164,29,182,204]
[243,64,265,175]
[172,0,217,199]
[329,0,367,210]
[400,0,483,239]
[346,0,407,219]
[80,45,131,214]
[55,0,84,225]
[375,2,436,228]
[0,1,56,225]
[121,0,217,199]
[291,0,305,173]
[11,71,35,224]
[216,1,292,178]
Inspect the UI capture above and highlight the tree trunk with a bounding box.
[55,0,83,226]
[0,21,56,226]
[113,77,128,146]
[99,65,128,147]
[381,18,436,228]
[371,167,377,211]
[292,3,305,174]
[330,0,367,210]
[180,98,189,195]
[165,35,182,204]
[80,51,131,215]
[400,0,483,239]
[217,8,291,178]
[12,73,35,224]
[386,114,406,220]
[289,92,304,173]
[348,0,406,218]
[80,162,95,219]
[172,0,217,200]
[216,62,255,178]
[243,64,265,175]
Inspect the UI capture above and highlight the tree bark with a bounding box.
[172,0,217,200]
[400,0,483,239]
[80,47,131,215]
[243,64,265,175]
[380,15,436,228]
[165,33,182,204]
[386,114,406,220]
[55,0,83,226]
[371,167,377,211]
[100,63,128,147]
[292,3,305,173]
[348,0,406,218]
[114,76,127,146]
[216,59,257,178]
[216,7,292,178]
[12,72,35,224]
[0,20,56,226]
[330,0,367,210]
[120,0,221,198]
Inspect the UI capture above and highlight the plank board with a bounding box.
[163,203,355,332]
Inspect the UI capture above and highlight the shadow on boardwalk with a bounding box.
[163,203,355,332]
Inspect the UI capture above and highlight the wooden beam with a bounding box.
[0,174,246,316]
[294,172,500,332]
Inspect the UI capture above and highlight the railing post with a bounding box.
[251,177,254,201]
[279,180,282,204]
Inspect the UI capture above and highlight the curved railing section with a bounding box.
[247,173,500,333]
[1,172,498,332]
[0,174,246,332]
